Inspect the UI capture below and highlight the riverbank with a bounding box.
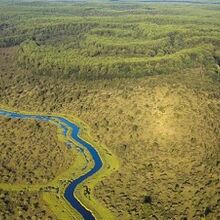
[0,105,119,220]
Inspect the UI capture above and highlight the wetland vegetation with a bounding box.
[0,0,220,219]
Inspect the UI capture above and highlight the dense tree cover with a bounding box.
[1,54,220,218]
[1,1,220,219]
[16,40,215,79]
[0,1,220,79]
[0,117,73,184]
[0,189,56,220]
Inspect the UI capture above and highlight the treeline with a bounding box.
[83,35,220,58]
[1,1,220,79]
[16,41,216,79]
[0,22,98,47]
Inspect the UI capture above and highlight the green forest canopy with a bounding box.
[0,1,220,79]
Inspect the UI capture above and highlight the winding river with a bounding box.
[0,108,103,220]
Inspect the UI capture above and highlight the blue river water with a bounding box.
[0,109,103,220]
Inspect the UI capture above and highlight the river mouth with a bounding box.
[0,109,103,220]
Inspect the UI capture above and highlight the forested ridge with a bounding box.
[1,1,220,79]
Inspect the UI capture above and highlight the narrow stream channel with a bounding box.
[0,109,103,220]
